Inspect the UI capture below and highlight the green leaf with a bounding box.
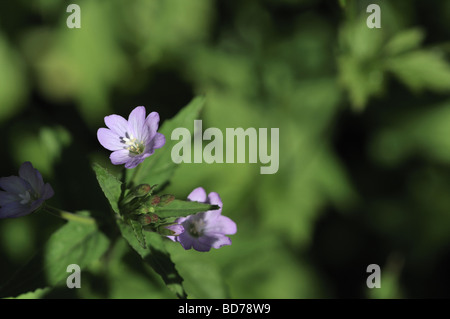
[4,287,51,299]
[116,220,187,299]
[129,219,147,249]
[127,96,205,190]
[386,50,450,92]
[93,163,122,214]
[0,215,110,298]
[384,28,425,56]
[338,55,384,110]
[155,199,219,219]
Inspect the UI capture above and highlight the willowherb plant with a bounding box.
[0,97,236,299]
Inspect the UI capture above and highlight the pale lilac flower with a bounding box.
[168,187,237,252]
[0,162,54,219]
[97,106,165,169]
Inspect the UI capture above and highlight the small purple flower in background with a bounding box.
[0,162,54,219]
[168,187,237,252]
[97,106,165,169]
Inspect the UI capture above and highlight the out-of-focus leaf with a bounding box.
[166,242,229,298]
[370,100,450,165]
[10,125,71,177]
[25,1,129,127]
[0,34,27,123]
[0,214,109,298]
[338,56,385,110]
[128,96,205,190]
[5,287,51,299]
[384,28,425,56]
[117,220,187,299]
[103,238,174,298]
[368,255,404,299]
[118,0,212,65]
[337,19,386,110]
[386,50,450,92]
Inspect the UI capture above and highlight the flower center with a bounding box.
[18,190,38,205]
[188,219,206,238]
[122,134,145,155]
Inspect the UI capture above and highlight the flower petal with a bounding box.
[152,132,166,149]
[175,216,187,224]
[0,191,20,206]
[128,106,147,141]
[166,235,177,242]
[19,162,44,195]
[145,112,160,137]
[187,187,207,202]
[41,183,55,201]
[177,232,196,250]
[0,176,30,195]
[207,235,232,249]
[97,128,124,151]
[104,114,128,136]
[204,215,237,235]
[143,133,165,157]
[192,236,216,252]
[0,201,32,219]
[110,150,130,165]
[207,192,223,214]
[124,155,146,169]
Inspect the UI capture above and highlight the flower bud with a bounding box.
[159,194,175,206]
[150,195,161,206]
[134,206,149,215]
[138,213,159,225]
[120,184,153,207]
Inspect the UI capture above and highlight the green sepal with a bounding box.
[154,199,220,218]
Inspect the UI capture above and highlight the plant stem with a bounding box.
[129,164,142,187]
[42,205,96,225]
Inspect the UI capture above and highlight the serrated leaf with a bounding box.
[127,96,205,190]
[93,163,122,214]
[0,215,109,298]
[386,50,450,92]
[129,219,146,249]
[116,220,187,299]
[155,199,219,219]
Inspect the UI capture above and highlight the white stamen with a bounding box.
[122,134,144,154]
[19,191,31,205]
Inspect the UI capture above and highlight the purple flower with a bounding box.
[168,187,237,252]
[0,162,54,219]
[97,106,165,169]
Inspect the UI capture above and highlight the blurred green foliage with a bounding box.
[1,0,450,298]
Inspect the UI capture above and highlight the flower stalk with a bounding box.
[41,204,96,225]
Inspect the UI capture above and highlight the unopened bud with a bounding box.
[150,195,161,206]
[138,213,159,225]
[135,206,149,215]
[159,194,175,206]
[120,184,153,208]
[133,184,152,197]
